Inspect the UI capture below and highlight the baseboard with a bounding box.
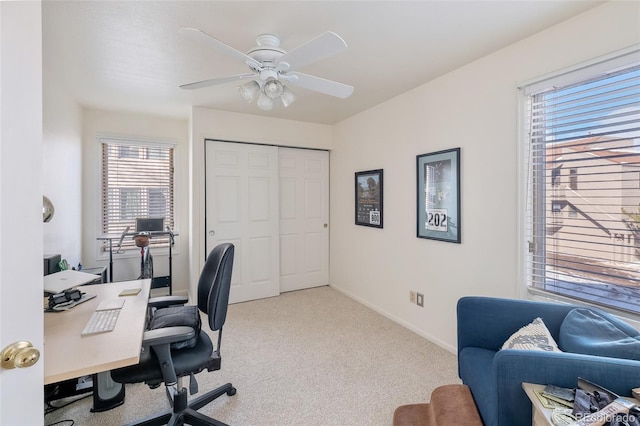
[329,284,457,355]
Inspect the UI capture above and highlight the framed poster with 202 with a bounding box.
[355,169,383,228]
[416,148,460,243]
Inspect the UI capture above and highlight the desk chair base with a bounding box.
[125,382,236,426]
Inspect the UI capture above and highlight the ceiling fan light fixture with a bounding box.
[257,91,274,111]
[238,80,260,102]
[180,28,353,112]
[263,79,284,100]
[280,86,296,108]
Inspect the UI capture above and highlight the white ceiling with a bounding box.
[42,1,604,125]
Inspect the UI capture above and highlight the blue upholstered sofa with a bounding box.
[457,296,640,426]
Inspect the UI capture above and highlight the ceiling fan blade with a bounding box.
[179,73,257,90]
[276,32,347,70]
[287,72,354,99]
[179,28,261,69]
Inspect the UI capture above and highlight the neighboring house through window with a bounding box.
[521,47,640,314]
[101,138,175,251]
[569,168,578,190]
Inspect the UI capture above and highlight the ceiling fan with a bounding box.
[179,28,354,110]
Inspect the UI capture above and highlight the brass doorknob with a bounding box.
[1,341,40,369]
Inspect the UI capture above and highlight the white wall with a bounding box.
[329,1,640,353]
[188,107,332,294]
[43,71,83,267]
[81,108,190,295]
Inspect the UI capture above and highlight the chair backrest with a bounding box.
[197,243,234,331]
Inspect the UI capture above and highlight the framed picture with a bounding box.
[355,169,383,228]
[416,148,460,243]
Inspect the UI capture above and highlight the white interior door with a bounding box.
[205,141,280,304]
[279,148,329,292]
[0,3,44,424]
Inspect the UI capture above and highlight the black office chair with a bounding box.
[111,243,236,426]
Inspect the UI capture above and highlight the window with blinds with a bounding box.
[522,49,640,314]
[101,138,175,251]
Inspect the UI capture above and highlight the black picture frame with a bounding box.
[416,148,460,243]
[355,169,383,228]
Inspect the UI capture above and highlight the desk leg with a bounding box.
[108,239,114,283]
[168,237,173,295]
[90,371,125,412]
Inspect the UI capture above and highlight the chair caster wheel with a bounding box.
[227,387,237,396]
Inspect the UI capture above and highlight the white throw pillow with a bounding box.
[501,317,562,352]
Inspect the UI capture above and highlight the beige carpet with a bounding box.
[45,286,460,426]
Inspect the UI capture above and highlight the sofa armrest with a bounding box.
[493,350,640,426]
[457,297,576,354]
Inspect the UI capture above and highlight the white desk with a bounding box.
[44,279,151,385]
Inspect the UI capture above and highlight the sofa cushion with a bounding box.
[559,308,640,360]
[501,317,561,352]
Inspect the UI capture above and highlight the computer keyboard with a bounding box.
[81,308,120,336]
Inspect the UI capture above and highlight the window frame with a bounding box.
[518,45,640,316]
[100,137,176,253]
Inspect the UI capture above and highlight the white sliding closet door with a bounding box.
[205,141,329,303]
[205,141,280,304]
[279,148,329,292]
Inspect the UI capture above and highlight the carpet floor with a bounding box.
[44,286,459,425]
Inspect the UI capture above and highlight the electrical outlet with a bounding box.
[410,290,416,304]
[416,292,424,307]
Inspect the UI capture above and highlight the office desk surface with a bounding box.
[44,279,151,385]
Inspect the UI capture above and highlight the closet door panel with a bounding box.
[206,141,280,303]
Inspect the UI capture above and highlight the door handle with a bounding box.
[1,341,40,369]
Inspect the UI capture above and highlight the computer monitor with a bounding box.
[135,217,164,232]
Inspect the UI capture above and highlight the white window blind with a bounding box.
[523,49,640,314]
[101,138,175,251]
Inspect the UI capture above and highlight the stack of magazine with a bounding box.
[534,385,576,425]
[535,380,639,426]
[537,384,575,408]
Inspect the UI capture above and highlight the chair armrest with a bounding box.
[457,297,576,353]
[142,326,196,348]
[493,350,640,426]
[140,326,196,386]
[147,295,189,309]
